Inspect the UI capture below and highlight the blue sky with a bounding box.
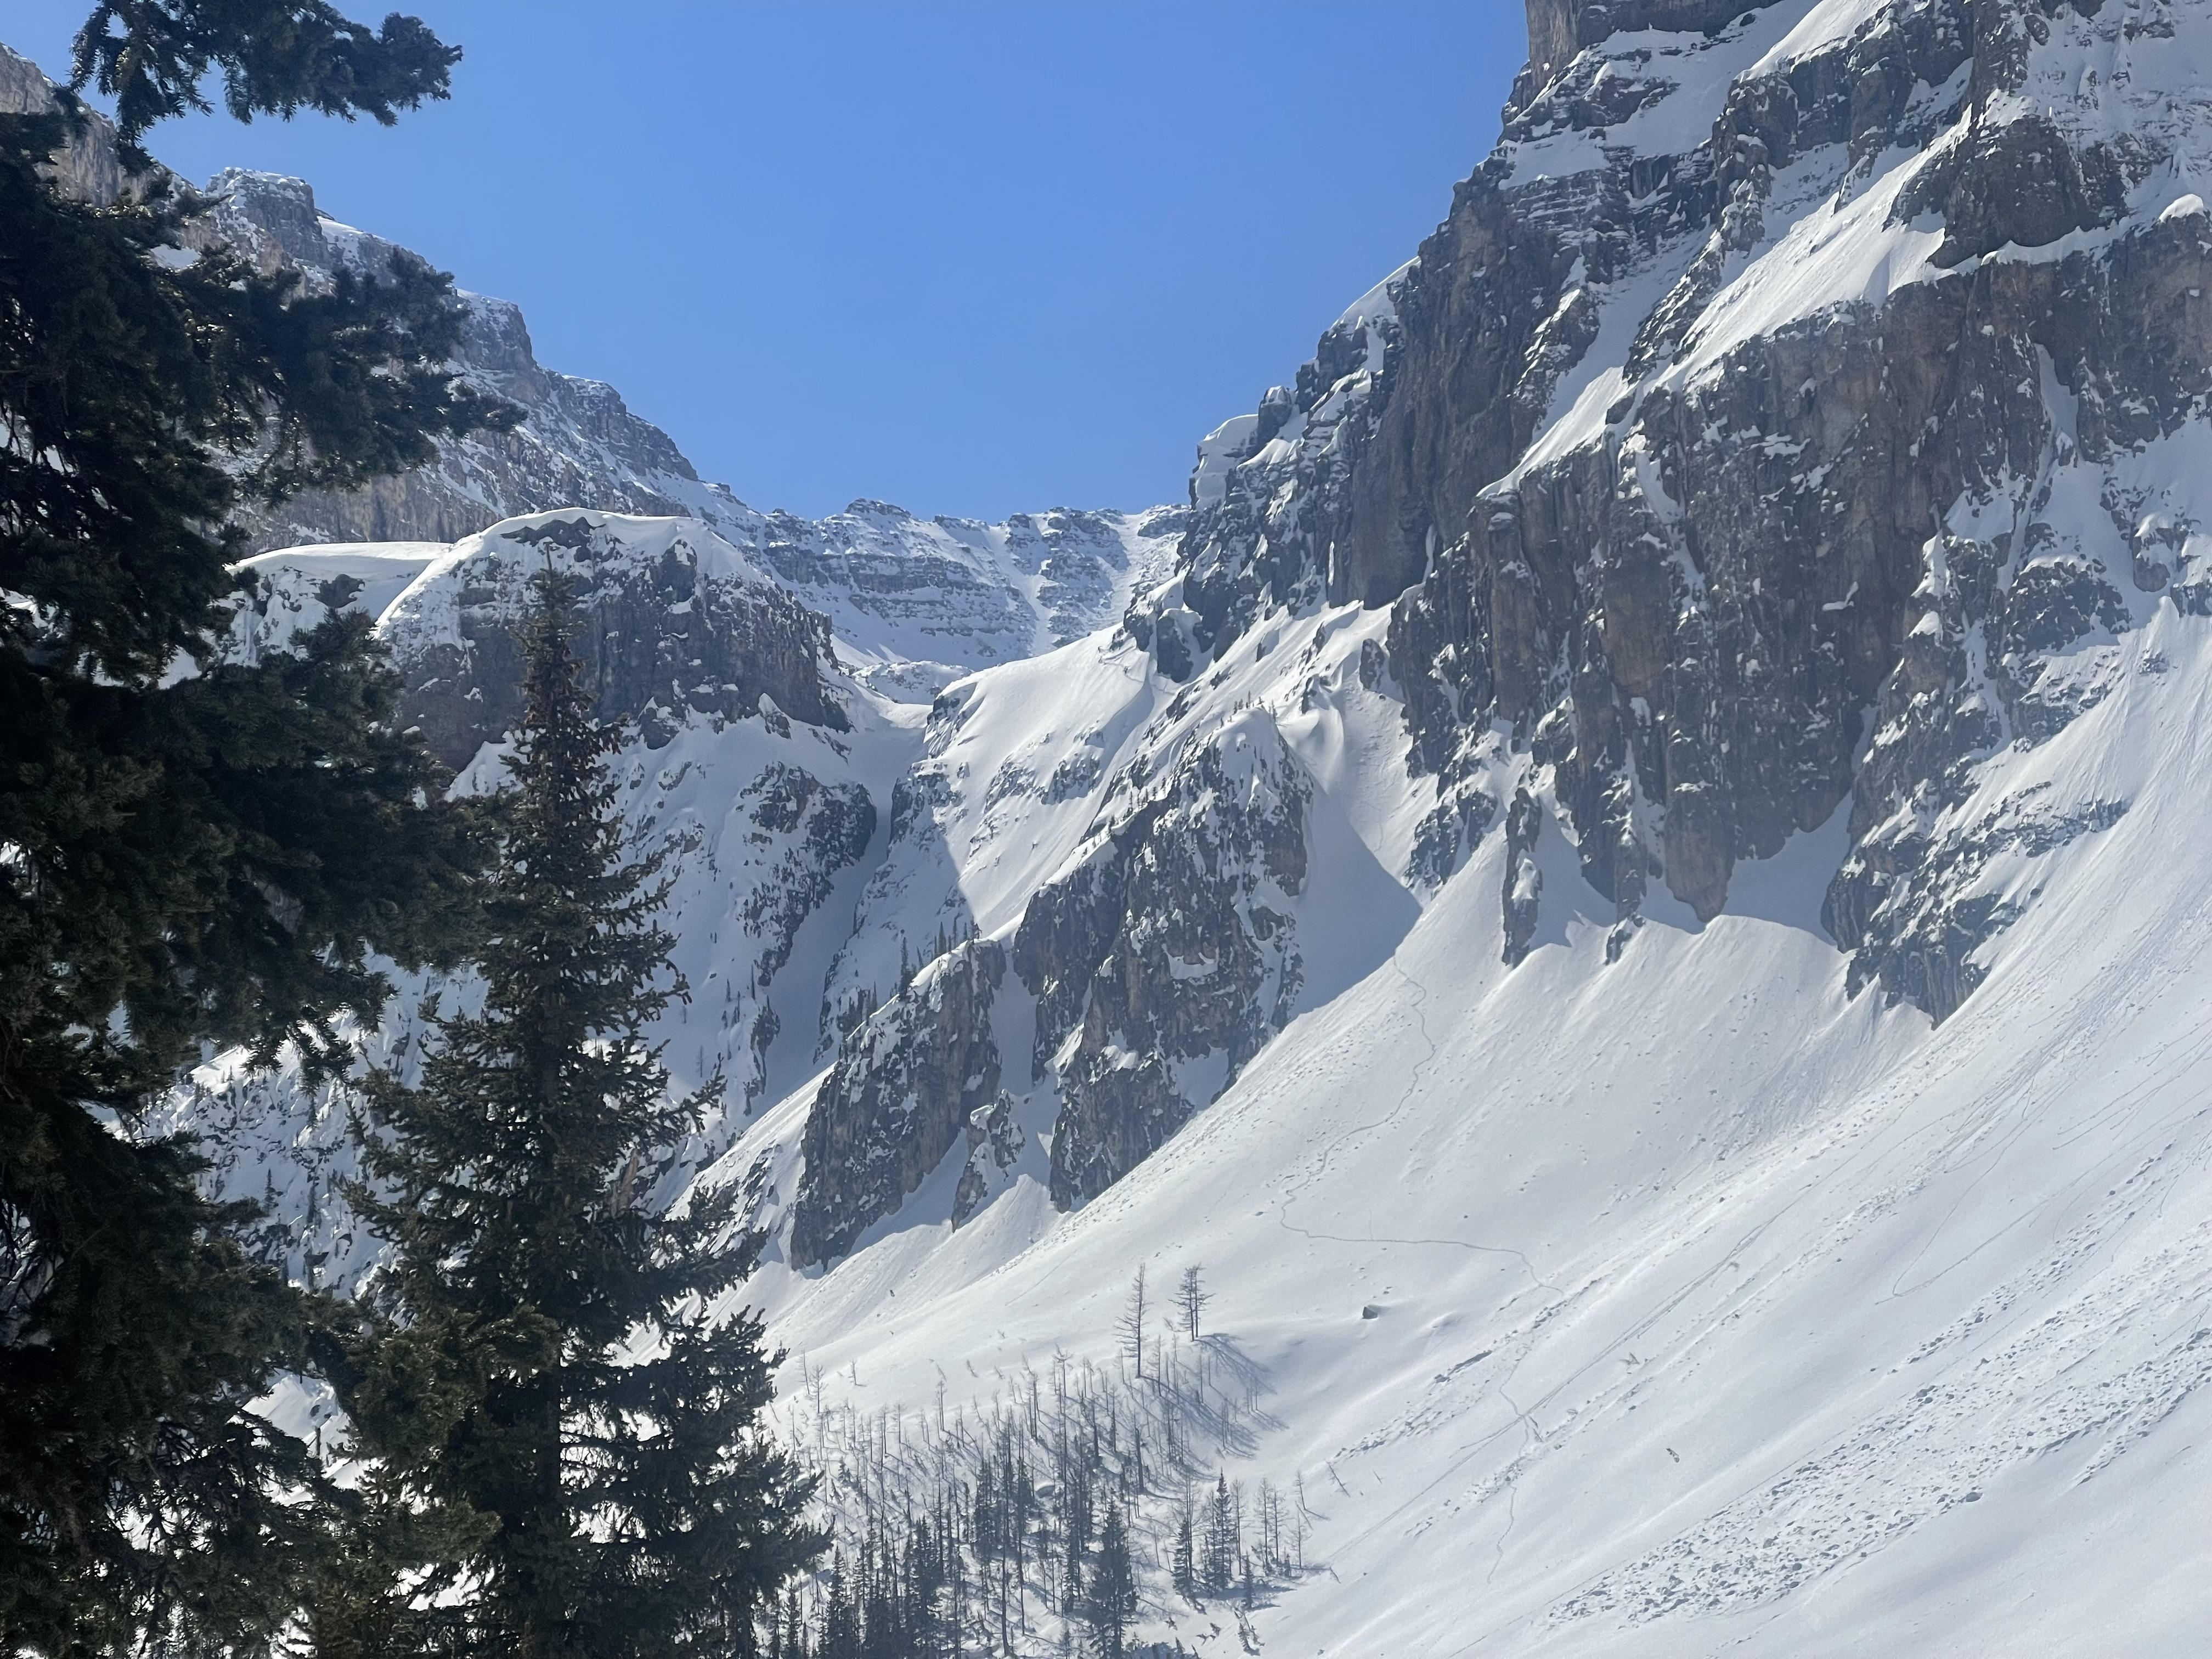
[9,3,1525,522]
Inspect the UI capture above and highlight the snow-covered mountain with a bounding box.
[200,162,1189,696]
[712,0,2212,1646]
[0,44,1184,697]
[103,0,2212,1647]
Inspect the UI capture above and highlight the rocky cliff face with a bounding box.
[788,938,1010,1268]
[1138,0,2198,1024]
[1012,716,1314,1206]
[239,511,848,767]
[0,43,127,204]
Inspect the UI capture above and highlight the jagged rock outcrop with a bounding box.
[1014,716,1312,1206]
[1501,786,1545,967]
[791,707,1330,1234]
[1135,0,2198,1022]
[730,763,879,1094]
[236,511,848,766]
[0,43,128,204]
[1143,274,1406,656]
[788,939,1008,1268]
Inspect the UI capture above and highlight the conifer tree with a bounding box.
[1171,1501,1196,1602]
[1175,1265,1207,1342]
[1088,1503,1136,1659]
[342,569,822,1656]
[73,0,460,163]
[1,4,502,1652]
[1202,1475,1237,1597]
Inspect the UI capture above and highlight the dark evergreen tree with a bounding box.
[1171,1500,1195,1602]
[342,569,823,1656]
[0,2,504,1650]
[1202,1475,1237,1597]
[1087,1504,1136,1659]
[73,0,460,162]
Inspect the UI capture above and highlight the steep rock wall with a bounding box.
[1142,0,2199,1021]
[788,938,1008,1269]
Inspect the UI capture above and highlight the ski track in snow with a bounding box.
[1274,956,1556,1290]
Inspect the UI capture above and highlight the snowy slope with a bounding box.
[714,596,2208,1659]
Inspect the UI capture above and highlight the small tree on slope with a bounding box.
[1088,1502,1137,1659]
[342,568,822,1656]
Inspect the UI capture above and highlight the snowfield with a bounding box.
[716,596,2210,1656]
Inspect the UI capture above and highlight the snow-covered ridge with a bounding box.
[0,41,1192,696]
[183,164,1189,696]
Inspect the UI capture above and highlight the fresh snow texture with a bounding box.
[720,597,2211,1658]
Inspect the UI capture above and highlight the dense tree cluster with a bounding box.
[763,1273,1312,1658]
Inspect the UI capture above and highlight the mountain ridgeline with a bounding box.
[133,0,2197,1256]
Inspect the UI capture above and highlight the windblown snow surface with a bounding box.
[721,605,2210,1658]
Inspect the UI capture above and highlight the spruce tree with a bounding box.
[1087,1504,1136,1659]
[1202,1475,1237,1597]
[1,4,503,1651]
[1171,1502,1195,1602]
[343,569,823,1657]
[73,0,461,163]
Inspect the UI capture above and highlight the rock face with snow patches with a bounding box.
[1012,717,1316,1206]
[309,512,844,766]
[788,938,1010,1268]
[1138,0,2200,1024]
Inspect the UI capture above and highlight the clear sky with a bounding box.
[8,3,1526,522]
